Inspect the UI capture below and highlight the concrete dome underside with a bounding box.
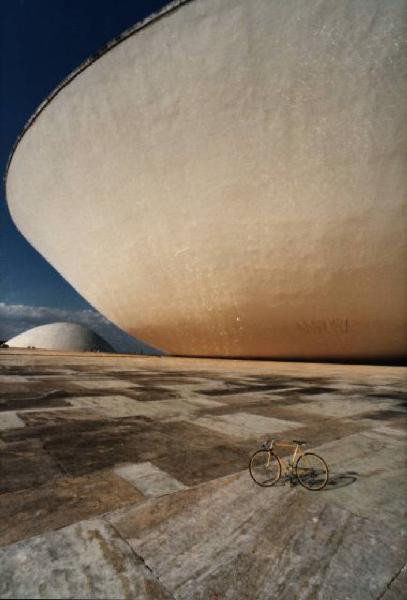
[7,322,114,353]
[6,0,407,360]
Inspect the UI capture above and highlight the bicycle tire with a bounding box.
[295,452,329,491]
[249,450,281,487]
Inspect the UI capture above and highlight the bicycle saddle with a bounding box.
[292,440,306,445]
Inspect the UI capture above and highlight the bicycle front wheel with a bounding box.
[249,450,281,487]
[295,452,329,491]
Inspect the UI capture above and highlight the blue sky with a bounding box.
[0,0,169,352]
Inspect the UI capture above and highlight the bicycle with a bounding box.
[249,439,329,491]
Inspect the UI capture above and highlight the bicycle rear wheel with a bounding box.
[249,450,281,487]
[295,452,329,490]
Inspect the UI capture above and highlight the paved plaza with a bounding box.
[0,349,406,599]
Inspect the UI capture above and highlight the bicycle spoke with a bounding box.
[249,450,281,487]
[295,453,329,491]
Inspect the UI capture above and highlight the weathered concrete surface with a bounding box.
[0,519,172,599]
[0,412,25,430]
[191,412,301,438]
[114,462,188,497]
[0,349,406,598]
[381,565,407,600]
[107,472,406,600]
[0,471,143,547]
[6,0,407,359]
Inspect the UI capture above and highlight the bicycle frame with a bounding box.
[272,441,303,473]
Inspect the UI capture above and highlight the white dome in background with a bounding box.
[7,322,115,353]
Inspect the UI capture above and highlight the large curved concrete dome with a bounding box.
[7,322,115,353]
[5,0,407,360]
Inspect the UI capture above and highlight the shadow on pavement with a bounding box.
[323,471,358,490]
[273,471,358,490]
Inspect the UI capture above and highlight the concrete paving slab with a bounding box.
[0,412,25,430]
[19,372,83,380]
[328,469,406,531]
[72,378,138,390]
[0,438,63,494]
[1,393,71,412]
[192,412,301,439]
[186,396,226,408]
[18,408,106,424]
[313,430,407,529]
[381,565,407,600]
[69,396,191,419]
[0,376,31,383]
[114,462,188,497]
[370,425,407,440]
[107,471,406,600]
[288,395,405,418]
[211,391,303,406]
[202,386,304,402]
[0,518,172,599]
[68,395,139,416]
[70,395,221,420]
[1,350,406,598]
[0,470,143,547]
[314,430,406,470]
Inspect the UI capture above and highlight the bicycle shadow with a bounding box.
[323,471,358,491]
[276,471,358,490]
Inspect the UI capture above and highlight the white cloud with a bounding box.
[0,302,108,326]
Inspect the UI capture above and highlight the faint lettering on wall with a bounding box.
[296,319,350,335]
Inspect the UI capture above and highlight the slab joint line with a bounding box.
[377,563,406,599]
[104,517,176,600]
